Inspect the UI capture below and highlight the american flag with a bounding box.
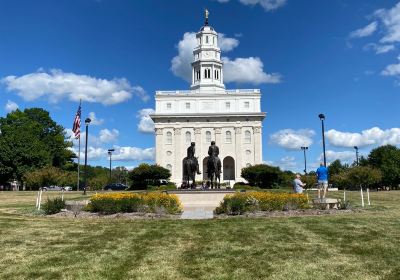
[72,105,81,139]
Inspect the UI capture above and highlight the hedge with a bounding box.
[88,192,182,214]
[215,191,308,215]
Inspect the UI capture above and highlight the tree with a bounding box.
[128,164,171,190]
[0,108,74,184]
[241,164,282,188]
[328,160,348,177]
[332,166,382,190]
[367,145,400,187]
[23,166,77,190]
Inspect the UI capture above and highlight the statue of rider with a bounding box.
[208,141,221,173]
[187,142,201,174]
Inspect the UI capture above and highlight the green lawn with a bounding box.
[0,190,399,280]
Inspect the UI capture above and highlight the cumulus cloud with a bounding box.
[350,21,378,38]
[137,108,155,133]
[270,129,315,150]
[171,32,279,85]
[1,69,148,105]
[325,127,400,148]
[99,129,119,143]
[4,100,19,112]
[375,3,400,43]
[382,55,400,76]
[223,57,281,84]
[70,146,155,161]
[363,43,395,54]
[88,112,104,126]
[278,156,297,171]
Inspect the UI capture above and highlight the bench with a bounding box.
[312,198,341,210]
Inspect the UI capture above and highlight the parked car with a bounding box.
[63,186,73,191]
[42,185,64,191]
[103,183,128,191]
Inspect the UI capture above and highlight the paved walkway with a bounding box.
[169,190,234,220]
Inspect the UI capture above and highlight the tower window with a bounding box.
[244,101,250,109]
[185,131,191,144]
[215,70,219,80]
[206,36,209,44]
[196,70,200,80]
[204,69,211,79]
[213,37,215,45]
[244,130,251,144]
[166,103,171,109]
[225,102,230,109]
[166,164,172,171]
[206,131,211,143]
[185,102,190,109]
[166,132,172,144]
[226,131,232,143]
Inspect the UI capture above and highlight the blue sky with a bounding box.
[0,0,400,172]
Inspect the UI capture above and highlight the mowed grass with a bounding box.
[0,190,400,280]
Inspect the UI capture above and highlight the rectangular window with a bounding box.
[244,101,250,109]
[185,102,190,109]
[166,103,171,109]
[225,102,230,109]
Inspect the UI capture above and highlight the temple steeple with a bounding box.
[190,10,225,92]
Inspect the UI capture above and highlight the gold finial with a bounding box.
[205,9,209,25]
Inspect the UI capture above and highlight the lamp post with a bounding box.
[318,113,327,167]
[108,149,115,182]
[83,117,91,195]
[354,146,359,166]
[301,146,308,174]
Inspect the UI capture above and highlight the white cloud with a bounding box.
[88,112,104,126]
[1,69,147,105]
[99,129,119,143]
[137,108,155,134]
[270,129,315,150]
[239,0,287,11]
[325,127,400,148]
[375,3,400,43]
[350,21,378,38]
[382,55,400,76]
[319,150,355,164]
[278,156,297,170]
[223,57,281,84]
[171,32,279,85]
[363,43,395,54]
[218,33,240,52]
[69,145,155,161]
[4,100,19,112]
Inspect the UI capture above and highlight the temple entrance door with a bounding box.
[223,156,235,180]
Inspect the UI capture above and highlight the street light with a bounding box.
[301,146,308,174]
[108,149,115,182]
[318,113,327,167]
[354,146,359,166]
[83,117,91,195]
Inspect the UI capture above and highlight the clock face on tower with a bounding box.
[204,51,210,58]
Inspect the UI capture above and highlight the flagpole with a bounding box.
[76,99,82,191]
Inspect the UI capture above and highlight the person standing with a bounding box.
[293,174,306,194]
[316,162,329,199]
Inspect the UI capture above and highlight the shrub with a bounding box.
[88,192,182,214]
[215,191,308,215]
[233,183,261,191]
[147,182,177,191]
[42,197,66,215]
[128,164,171,190]
[241,164,282,188]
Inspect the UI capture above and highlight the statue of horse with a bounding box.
[182,157,198,189]
[207,156,221,189]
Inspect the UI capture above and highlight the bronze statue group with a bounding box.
[182,141,221,189]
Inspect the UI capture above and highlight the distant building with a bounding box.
[151,13,265,184]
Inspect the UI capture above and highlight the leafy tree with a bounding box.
[23,166,77,190]
[88,175,109,191]
[128,164,171,190]
[241,164,282,188]
[112,166,130,185]
[328,160,348,177]
[367,145,400,187]
[332,166,382,190]
[0,108,74,184]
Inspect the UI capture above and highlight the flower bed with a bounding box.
[215,192,308,215]
[88,192,182,214]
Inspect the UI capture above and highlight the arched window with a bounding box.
[244,130,251,144]
[185,131,191,144]
[206,131,211,143]
[166,164,172,172]
[226,131,232,143]
[207,69,211,78]
[166,132,172,144]
[206,36,209,44]
[204,69,207,78]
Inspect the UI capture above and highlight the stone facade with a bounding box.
[150,14,265,184]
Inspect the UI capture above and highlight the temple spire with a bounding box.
[205,9,209,26]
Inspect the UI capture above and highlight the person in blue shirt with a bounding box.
[316,162,329,199]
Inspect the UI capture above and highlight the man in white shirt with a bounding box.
[293,174,306,194]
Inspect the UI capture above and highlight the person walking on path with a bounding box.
[316,162,329,199]
[293,174,306,194]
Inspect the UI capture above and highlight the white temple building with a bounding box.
[150,13,265,184]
